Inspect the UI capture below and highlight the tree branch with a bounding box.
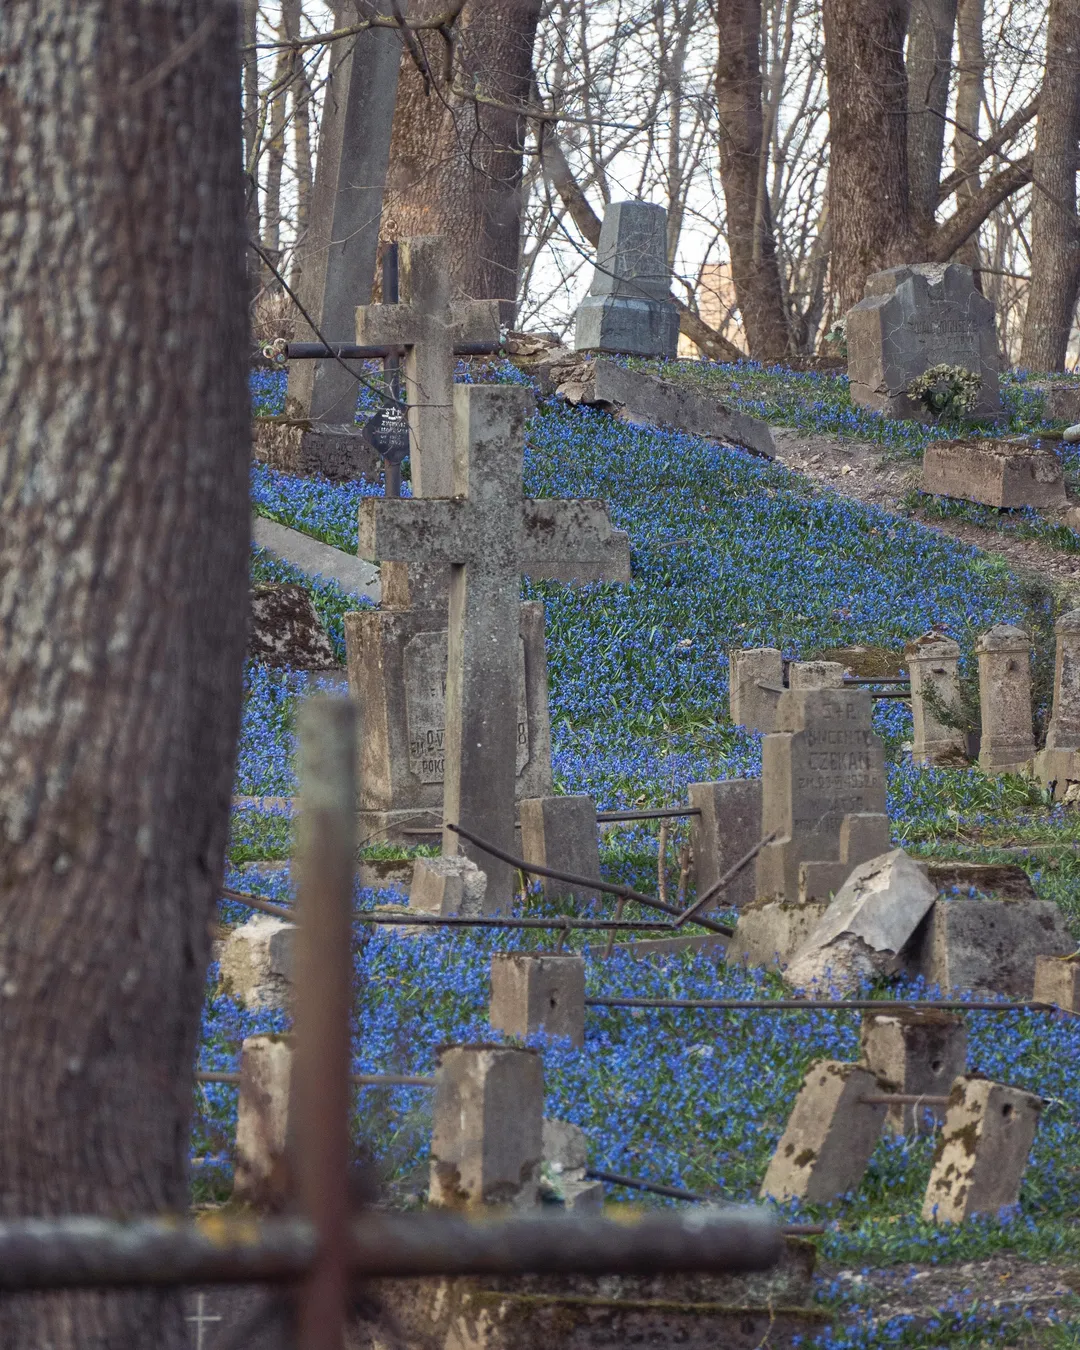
[936,94,1040,205]
[929,153,1033,261]
[244,3,467,55]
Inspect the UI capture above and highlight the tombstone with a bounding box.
[489,953,586,1047]
[688,779,762,911]
[519,796,601,905]
[729,647,783,734]
[922,1076,1042,1223]
[358,384,630,908]
[1034,609,1080,797]
[860,1008,967,1136]
[921,439,1066,509]
[755,687,889,905]
[976,624,1034,773]
[846,262,1001,421]
[280,1,402,473]
[429,1044,544,1210]
[788,660,845,691]
[574,201,679,358]
[760,1061,886,1204]
[232,1035,293,1209]
[1033,953,1080,1011]
[218,915,295,1010]
[905,631,966,765]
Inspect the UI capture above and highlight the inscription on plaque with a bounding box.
[792,703,883,831]
[404,631,529,784]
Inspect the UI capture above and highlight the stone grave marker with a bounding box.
[905,631,966,764]
[976,623,1034,773]
[921,438,1066,508]
[1035,608,1080,796]
[688,779,762,911]
[520,796,602,905]
[358,384,630,907]
[860,1008,967,1137]
[729,647,783,733]
[846,262,1001,420]
[574,201,679,358]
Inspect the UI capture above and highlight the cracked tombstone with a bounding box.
[358,384,630,909]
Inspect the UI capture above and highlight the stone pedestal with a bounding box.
[788,660,845,690]
[573,202,679,358]
[218,916,295,1011]
[846,262,1001,421]
[1045,609,1080,748]
[921,440,1066,508]
[976,624,1034,773]
[728,648,783,733]
[430,1045,544,1211]
[489,954,586,1047]
[1033,954,1080,1011]
[923,1076,1042,1223]
[347,599,552,845]
[905,631,966,765]
[232,1036,293,1209]
[860,1008,967,1136]
[688,779,762,912]
[520,796,600,905]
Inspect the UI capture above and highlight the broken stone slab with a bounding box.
[218,915,295,1010]
[760,1061,887,1204]
[488,953,586,1048]
[540,1118,603,1212]
[1033,953,1080,1011]
[409,855,488,916]
[860,1008,967,1136]
[556,357,775,459]
[922,1076,1042,1223]
[1028,380,1080,423]
[1033,746,1080,801]
[902,896,1075,997]
[783,850,939,995]
[921,439,1066,509]
[429,1044,544,1211]
[249,583,338,670]
[252,515,381,601]
[726,898,828,970]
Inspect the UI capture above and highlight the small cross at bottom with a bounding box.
[186,1292,223,1350]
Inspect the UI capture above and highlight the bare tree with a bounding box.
[0,3,250,1346]
[1021,0,1080,369]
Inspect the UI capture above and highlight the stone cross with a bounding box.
[355,237,502,498]
[359,384,630,906]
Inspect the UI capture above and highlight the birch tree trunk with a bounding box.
[1020,0,1080,371]
[0,2,250,1345]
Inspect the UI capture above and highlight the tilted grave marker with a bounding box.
[359,384,630,907]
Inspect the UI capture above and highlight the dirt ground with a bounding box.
[768,426,1080,592]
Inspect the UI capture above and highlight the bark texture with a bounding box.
[714,0,790,359]
[950,0,985,273]
[0,2,250,1345]
[1021,0,1080,371]
[382,0,544,303]
[906,0,958,233]
[822,0,916,311]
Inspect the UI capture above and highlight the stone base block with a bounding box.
[1034,954,1080,1011]
[725,900,827,969]
[923,1075,1042,1223]
[489,953,586,1047]
[860,1008,967,1136]
[728,647,783,733]
[798,860,853,904]
[923,861,1036,901]
[232,1036,293,1209]
[574,296,679,359]
[903,897,1074,997]
[1033,746,1080,800]
[689,778,763,911]
[520,796,600,904]
[921,440,1066,509]
[761,1061,887,1203]
[218,915,295,1010]
[1029,381,1080,423]
[252,419,382,482]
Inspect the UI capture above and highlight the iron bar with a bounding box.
[672,832,778,928]
[586,997,1065,1013]
[195,1071,435,1088]
[586,1169,707,1204]
[869,691,912,699]
[843,677,910,685]
[860,1094,950,1107]
[281,340,499,361]
[221,886,293,921]
[595,807,701,823]
[445,821,734,936]
[291,698,355,1349]
[0,1210,783,1291]
[361,912,679,932]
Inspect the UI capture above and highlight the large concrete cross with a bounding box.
[356,237,501,498]
[358,384,630,907]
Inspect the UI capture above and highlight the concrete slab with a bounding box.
[253,515,381,601]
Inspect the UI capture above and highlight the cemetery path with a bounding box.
[821,1254,1080,1338]
[770,427,1080,593]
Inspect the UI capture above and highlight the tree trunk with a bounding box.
[822,0,917,312]
[262,27,291,265]
[382,0,544,304]
[906,0,958,234]
[0,3,249,1346]
[288,0,314,291]
[1020,0,1080,371]
[714,0,790,359]
[242,0,263,289]
[951,0,985,273]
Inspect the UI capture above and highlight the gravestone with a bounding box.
[976,624,1034,773]
[688,779,762,911]
[359,384,631,908]
[860,1008,967,1137]
[921,439,1066,508]
[728,647,783,733]
[279,0,402,474]
[519,796,601,905]
[574,202,679,358]
[1035,609,1080,796]
[846,263,1001,421]
[905,631,966,765]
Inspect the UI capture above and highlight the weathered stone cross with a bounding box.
[355,236,501,498]
[358,384,630,907]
